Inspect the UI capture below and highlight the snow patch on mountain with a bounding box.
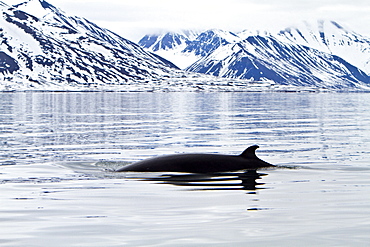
[12,0,53,19]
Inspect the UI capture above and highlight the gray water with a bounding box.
[1,92,370,246]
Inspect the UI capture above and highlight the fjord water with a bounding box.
[1,92,369,246]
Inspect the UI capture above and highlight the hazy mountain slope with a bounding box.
[277,20,370,74]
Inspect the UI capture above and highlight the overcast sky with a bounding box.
[46,0,370,42]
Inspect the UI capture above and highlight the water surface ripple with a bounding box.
[1,92,370,246]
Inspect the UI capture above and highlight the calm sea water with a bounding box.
[1,92,370,246]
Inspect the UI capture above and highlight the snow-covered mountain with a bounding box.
[0,0,184,90]
[139,29,240,69]
[138,30,200,69]
[277,20,370,74]
[182,29,240,57]
[139,22,370,89]
[187,35,370,89]
[139,30,199,52]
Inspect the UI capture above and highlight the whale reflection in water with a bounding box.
[127,170,269,191]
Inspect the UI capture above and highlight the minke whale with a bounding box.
[116,145,274,173]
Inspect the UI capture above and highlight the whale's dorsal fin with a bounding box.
[240,145,259,159]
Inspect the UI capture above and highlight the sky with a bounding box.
[45,0,370,42]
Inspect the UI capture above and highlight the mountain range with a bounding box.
[1,0,370,91]
[139,21,370,90]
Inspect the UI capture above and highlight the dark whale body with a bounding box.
[116,145,274,173]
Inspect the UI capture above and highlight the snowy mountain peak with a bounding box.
[182,29,240,58]
[138,30,203,69]
[140,29,243,69]
[139,32,188,52]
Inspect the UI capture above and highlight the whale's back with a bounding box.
[117,146,273,173]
